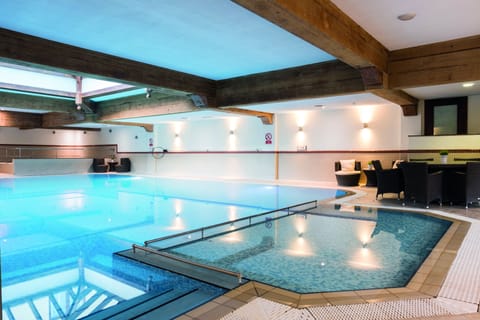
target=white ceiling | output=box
[0,0,479,123]
[331,0,480,50]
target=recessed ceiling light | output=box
[462,82,475,88]
[397,13,416,21]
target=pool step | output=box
[81,287,197,320]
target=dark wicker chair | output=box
[454,162,480,208]
[372,160,404,200]
[334,161,361,186]
[399,162,442,208]
[115,158,131,172]
[92,158,108,172]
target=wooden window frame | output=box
[424,96,468,136]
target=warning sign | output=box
[265,132,272,144]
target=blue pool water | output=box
[167,206,452,293]
[0,174,342,319]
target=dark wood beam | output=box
[0,110,42,128]
[0,27,217,106]
[0,91,73,112]
[358,66,418,114]
[42,111,91,128]
[97,94,200,121]
[233,0,388,71]
[389,35,480,89]
[217,60,364,107]
[230,1,418,110]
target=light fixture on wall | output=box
[298,126,303,132]
[362,122,369,129]
[174,133,179,138]
[229,130,235,135]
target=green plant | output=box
[439,150,448,156]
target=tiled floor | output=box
[179,183,480,320]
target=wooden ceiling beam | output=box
[389,35,480,89]
[217,60,365,107]
[233,0,388,72]
[0,110,42,128]
[232,0,418,112]
[220,107,274,125]
[97,94,200,121]
[100,121,154,132]
[0,28,217,106]
[0,91,73,112]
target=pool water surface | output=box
[0,174,342,319]
[165,206,452,293]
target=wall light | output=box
[298,126,303,132]
[363,122,369,129]
[229,130,235,135]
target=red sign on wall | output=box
[265,132,272,144]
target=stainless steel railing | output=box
[144,200,318,250]
[0,145,116,162]
[132,244,244,283]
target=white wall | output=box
[276,104,402,151]
[141,103,405,181]
[468,95,480,134]
[154,116,274,152]
[6,95,480,183]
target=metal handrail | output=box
[132,244,243,283]
[144,200,317,248]
[0,144,116,162]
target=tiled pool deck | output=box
[177,182,480,320]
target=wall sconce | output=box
[174,133,179,138]
[229,130,235,135]
[298,126,303,132]
[362,122,369,129]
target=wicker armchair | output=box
[399,162,442,208]
[372,160,404,200]
[334,160,361,186]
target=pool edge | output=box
[179,209,470,319]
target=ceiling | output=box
[0,0,479,127]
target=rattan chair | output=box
[372,160,404,200]
[115,158,131,172]
[334,160,361,186]
[399,162,442,208]
[92,158,108,172]
[454,162,480,208]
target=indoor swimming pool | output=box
[0,174,342,319]
[163,205,452,293]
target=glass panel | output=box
[433,104,457,135]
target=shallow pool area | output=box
[0,174,343,319]
[164,205,452,293]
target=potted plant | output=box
[367,161,373,170]
[439,150,448,164]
